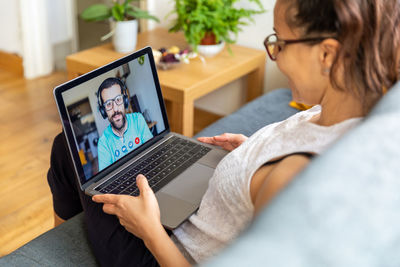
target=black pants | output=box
[47,132,159,267]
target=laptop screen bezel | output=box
[53,46,170,190]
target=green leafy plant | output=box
[169,0,264,50]
[81,0,159,22]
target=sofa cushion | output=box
[203,81,400,267]
[0,213,98,267]
[194,88,298,138]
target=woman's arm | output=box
[144,227,190,267]
[93,175,190,267]
[253,155,311,216]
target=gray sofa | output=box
[1,84,399,266]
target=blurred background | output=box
[0,0,287,114]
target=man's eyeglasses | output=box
[103,94,124,111]
[263,33,334,61]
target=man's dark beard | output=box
[110,111,126,131]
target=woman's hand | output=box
[93,175,191,267]
[197,133,247,151]
[92,174,164,242]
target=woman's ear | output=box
[319,38,340,75]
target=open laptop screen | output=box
[56,48,168,186]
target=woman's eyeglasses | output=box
[263,33,334,61]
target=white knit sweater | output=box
[172,105,361,263]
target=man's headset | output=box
[97,77,129,119]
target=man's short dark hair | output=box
[97,77,125,105]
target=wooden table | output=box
[66,28,266,137]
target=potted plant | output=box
[169,0,264,57]
[81,0,159,53]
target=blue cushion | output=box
[0,213,98,267]
[194,88,298,138]
[203,81,400,266]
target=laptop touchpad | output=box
[160,163,214,205]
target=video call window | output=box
[63,55,166,181]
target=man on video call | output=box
[97,77,153,171]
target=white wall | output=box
[0,0,73,54]
[0,1,22,54]
[125,54,166,133]
[0,0,76,78]
[147,0,289,116]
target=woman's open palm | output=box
[197,133,247,151]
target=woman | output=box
[49,0,400,266]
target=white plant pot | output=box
[197,42,225,58]
[111,20,138,53]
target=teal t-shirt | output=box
[97,113,153,171]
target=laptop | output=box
[54,46,228,229]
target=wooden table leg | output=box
[166,99,194,137]
[181,100,195,137]
[246,62,265,102]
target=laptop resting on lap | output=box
[54,47,228,229]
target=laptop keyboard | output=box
[94,136,211,196]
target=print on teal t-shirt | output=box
[97,112,153,171]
